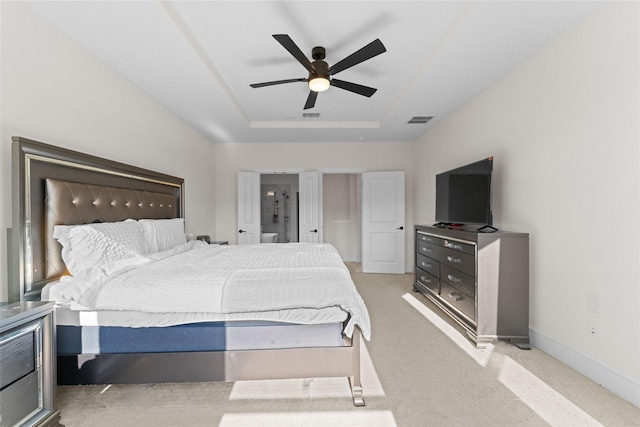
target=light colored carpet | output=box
[56,264,640,426]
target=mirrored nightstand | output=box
[0,301,62,426]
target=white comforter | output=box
[47,242,370,340]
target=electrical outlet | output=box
[587,319,599,338]
[587,294,599,313]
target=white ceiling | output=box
[24,1,601,144]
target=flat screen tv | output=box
[435,157,494,229]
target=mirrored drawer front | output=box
[440,281,475,321]
[441,264,475,298]
[416,268,439,294]
[417,233,444,246]
[0,330,36,389]
[442,239,475,255]
[417,254,439,278]
[416,241,438,258]
[438,246,475,276]
[0,370,40,427]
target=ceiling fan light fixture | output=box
[250,35,386,109]
[308,76,330,92]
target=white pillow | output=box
[53,219,148,275]
[139,218,186,253]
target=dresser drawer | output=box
[438,246,475,276]
[442,238,475,255]
[416,240,438,259]
[440,281,475,321]
[416,232,444,246]
[416,254,439,278]
[441,264,475,298]
[0,327,36,389]
[416,268,439,294]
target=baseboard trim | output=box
[530,328,640,408]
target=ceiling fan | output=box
[250,34,386,110]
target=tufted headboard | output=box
[44,178,179,280]
[10,137,184,302]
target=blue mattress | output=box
[57,321,345,355]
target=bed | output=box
[9,137,369,406]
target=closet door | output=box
[362,171,405,273]
[237,171,260,244]
[298,171,322,243]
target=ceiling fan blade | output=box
[273,34,315,73]
[303,91,318,110]
[250,78,307,88]
[330,79,377,97]
[329,39,386,75]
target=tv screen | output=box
[435,157,493,226]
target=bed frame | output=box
[10,137,365,406]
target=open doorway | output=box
[322,174,362,263]
[260,174,299,243]
[240,170,403,272]
[258,173,360,253]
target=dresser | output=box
[0,301,61,426]
[414,225,530,349]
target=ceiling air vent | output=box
[407,116,433,124]
[303,112,320,118]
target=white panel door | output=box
[299,171,322,243]
[237,171,260,244]
[362,171,405,274]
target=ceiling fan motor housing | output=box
[310,60,329,81]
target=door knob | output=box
[397,226,404,230]
[311,229,318,233]
[238,230,245,233]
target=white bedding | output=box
[50,302,348,328]
[46,242,370,340]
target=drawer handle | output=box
[446,256,462,263]
[421,262,431,268]
[444,240,463,251]
[421,246,432,253]
[448,292,463,301]
[420,275,431,283]
[447,274,461,283]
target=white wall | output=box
[214,141,414,270]
[0,2,217,301]
[413,2,639,405]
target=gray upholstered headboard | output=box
[10,137,184,302]
[44,178,179,280]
